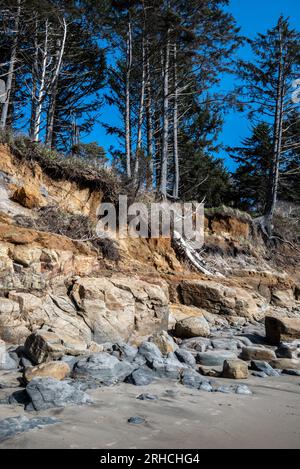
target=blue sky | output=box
[85,0,300,171]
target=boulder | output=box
[181,369,212,390]
[127,367,155,386]
[174,316,210,339]
[180,337,211,352]
[250,360,280,377]
[196,350,237,367]
[72,353,135,385]
[71,276,169,343]
[138,342,162,364]
[150,356,186,380]
[150,331,177,355]
[179,279,266,319]
[275,343,298,359]
[265,316,300,345]
[175,349,196,368]
[11,184,44,209]
[271,289,295,308]
[111,343,138,362]
[25,377,92,411]
[269,358,300,370]
[23,361,70,383]
[0,416,59,443]
[24,329,88,364]
[222,359,249,379]
[239,346,276,362]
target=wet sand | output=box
[0,374,299,449]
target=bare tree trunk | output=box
[45,81,58,148]
[30,16,39,138]
[32,19,49,142]
[172,42,179,199]
[125,17,132,178]
[159,29,170,199]
[134,35,146,182]
[265,23,285,234]
[146,39,154,189]
[0,0,21,129]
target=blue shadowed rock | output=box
[128,416,146,425]
[127,367,155,386]
[137,393,158,401]
[0,415,59,442]
[235,384,252,395]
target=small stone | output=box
[235,384,252,395]
[175,316,210,339]
[222,359,249,379]
[199,381,213,392]
[275,343,298,359]
[137,393,158,401]
[128,416,146,425]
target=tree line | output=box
[0,0,299,234]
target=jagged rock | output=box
[24,329,88,364]
[281,369,300,376]
[179,279,266,319]
[252,371,268,378]
[150,355,186,380]
[72,353,135,385]
[23,361,70,383]
[250,360,280,377]
[150,331,177,355]
[269,358,300,370]
[239,346,276,361]
[175,316,210,339]
[222,359,249,379]
[181,369,211,390]
[111,343,138,362]
[265,316,300,345]
[271,289,295,308]
[196,350,237,367]
[128,416,146,425]
[25,377,92,410]
[0,415,59,443]
[235,384,252,395]
[127,367,155,386]
[11,184,45,209]
[211,338,240,351]
[175,349,196,368]
[70,276,169,344]
[198,365,222,378]
[138,342,162,364]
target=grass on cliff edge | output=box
[0,130,121,204]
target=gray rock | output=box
[175,349,196,368]
[0,415,59,442]
[0,348,18,370]
[252,371,268,378]
[137,393,158,401]
[25,377,92,411]
[138,342,162,364]
[235,384,252,395]
[214,385,232,394]
[211,338,239,351]
[151,356,186,380]
[72,353,135,385]
[112,343,138,362]
[128,416,146,425]
[180,337,211,352]
[250,360,280,377]
[199,381,213,392]
[20,357,34,369]
[196,350,237,367]
[275,344,297,359]
[60,355,80,371]
[181,369,203,388]
[127,367,155,386]
[281,369,300,376]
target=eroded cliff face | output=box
[0,144,299,351]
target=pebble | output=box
[137,393,158,401]
[128,416,146,425]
